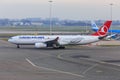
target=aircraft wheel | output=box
[17,45,20,48]
[59,46,65,49]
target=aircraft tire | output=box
[59,46,65,49]
[17,45,20,48]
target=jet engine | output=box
[35,43,47,48]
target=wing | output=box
[44,37,60,47]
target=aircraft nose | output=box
[8,39,11,42]
[8,38,13,43]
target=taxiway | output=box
[0,40,120,80]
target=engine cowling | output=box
[35,43,47,48]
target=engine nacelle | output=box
[35,43,47,48]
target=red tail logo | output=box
[97,25,108,36]
[92,21,112,36]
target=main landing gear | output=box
[17,45,20,48]
[53,46,65,49]
[59,46,65,49]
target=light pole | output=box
[110,3,113,35]
[85,22,88,33]
[49,0,53,35]
[110,3,113,20]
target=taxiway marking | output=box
[26,58,84,78]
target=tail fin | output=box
[92,20,112,36]
[91,21,99,31]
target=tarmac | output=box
[0,40,120,80]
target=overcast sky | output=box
[0,0,120,20]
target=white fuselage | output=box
[8,35,100,46]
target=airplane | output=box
[91,21,120,33]
[91,21,117,40]
[8,20,112,49]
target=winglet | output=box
[54,37,59,41]
[91,20,112,36]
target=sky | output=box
[0,0,120,20]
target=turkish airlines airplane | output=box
[8,20,112,49]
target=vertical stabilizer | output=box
[92,21,112,36]
[91,21,99,31]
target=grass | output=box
[0,26,91,32]
[1,38,8,41]
[0,25,120,32]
